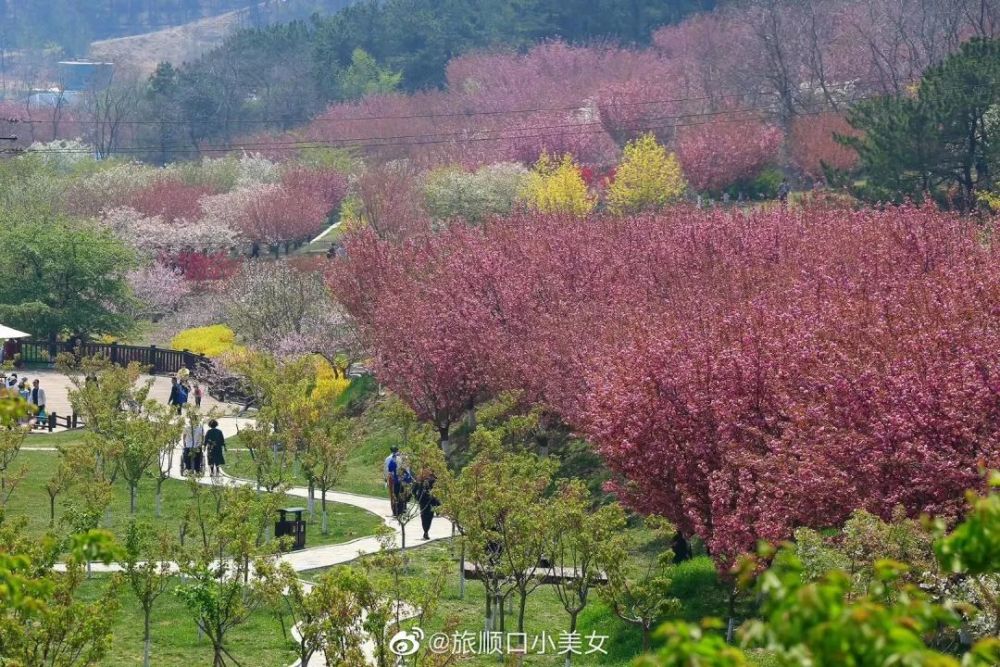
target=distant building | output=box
[26,88,78,108]
[57,61,114,93]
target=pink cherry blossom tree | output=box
[331,203,1000,566]
[675,115,784,193]
[126,263,192,320]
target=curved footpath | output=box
[36,416,453,667]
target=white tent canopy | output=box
[0,325,29,339]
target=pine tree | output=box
[842,38,1000,210]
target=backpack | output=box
[176,384,189,404]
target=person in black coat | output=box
[205,419,226,477]
[412,471,440,540]
[167,377,181,414]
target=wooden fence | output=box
[17,340,210,376]
[33,412,84,433]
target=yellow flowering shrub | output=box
[312,356,350,405]
[977,189,1000,212]
[522,153,596,216]
[608,133,686,214]
[170,325,238,358]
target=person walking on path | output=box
[168,377,180,414]
[182,418,205,476]
[168,376,189,415]
[413,471,440,540]
[194,383,203,408]
[204,419,226,477]
[384,446,400,515]
[29,379,46,414]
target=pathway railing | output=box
[17,340,210,376]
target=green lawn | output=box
[77,577,297,667]
[24,429,88,447]
[223,433,388,498]
[298,221,344,254]
[224,376,391,498]
[5,451,383,548]
[302,540,643,665]
[298,534,765,666]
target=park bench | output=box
[462,561,608,586]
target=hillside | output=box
[88,9,247,73]
[0,0,260,54]
[88,0,357,73]
[88,12,239,73]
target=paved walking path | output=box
[50,414,450,666]
[20,369,231,432]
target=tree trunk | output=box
[322,510,329,536]
[459,541,466,599]
[143,610,152,667]
[307,481,315,515]
[517,590,528,634]
[49,494,56,527]
[565,613,579,667]
[672,533,692,563]
[300,635,311,667]
[438,424,451,456]
[156,479,163,518]
[130,484,137,514]
[726,586,737,643]
[484,588,493,632]
[465,397,476,431]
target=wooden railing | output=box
[17,340,210,376]
[32,411,84,433]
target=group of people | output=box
[2,372,46,422]
[181,417,227,477]
[167,375,203,415]
[384,446,440,540]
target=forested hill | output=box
[309,0,716,91]
[159,0,714,150]
[0,0,355,55]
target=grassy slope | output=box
[225,375,389,497]
[6,451,382,547]
[24,429,89,446]
[77,577,297,667]
[300,534,772,666]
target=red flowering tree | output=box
[332,203,1000,567]
[675,115,784,193]
[789,112,860,180]
[170,251,241,282]
[579,205,1000,563]
[200,168,347,246]
[328,226,493,450]
[128,178,216,222]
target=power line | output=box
[0,70,959,131]
[3,79,985,158]
[0,104,825,158]
[0,107,779,157]
[0,89,773,127]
